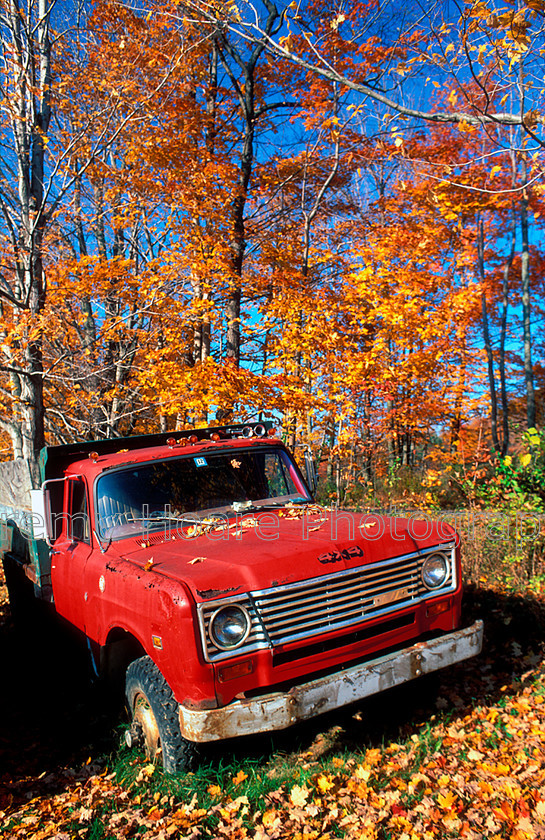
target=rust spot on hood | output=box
[197,586,241,599]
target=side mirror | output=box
[38,478,66,546]
[30,489,48,541]
[304,449,318,496]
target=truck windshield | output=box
[95,447,310,539]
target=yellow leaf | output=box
[437,790,457,810]
[263,810,279,827]
[316,774,334,793]
[290,784,310,807]
[494,763,511,775]
[520,453,532,467]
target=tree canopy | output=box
[0,0,543,489]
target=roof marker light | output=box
[89,451,99,462]
[189,434,199,444]
[167,437,176,448]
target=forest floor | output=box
[1,564,545,839]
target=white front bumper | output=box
[179,620,483,742]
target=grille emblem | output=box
[372,586,412,608]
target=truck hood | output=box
[115,509,455,603]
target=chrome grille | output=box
[198,544,456,662]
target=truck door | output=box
[50,477,92,631]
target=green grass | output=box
[111,742,333,819]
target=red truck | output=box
[0,422,482,772]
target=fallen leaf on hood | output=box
[144,558,154,570]
[189,556,207,564]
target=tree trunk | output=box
[4,0,52,459]
[217,4,281,366]
[520,155,535,429]
[499,195,516,456]
[477,216,500,453]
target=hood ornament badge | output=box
[318,545,363,564]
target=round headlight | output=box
[209,605,251,650]
[421,553,449,589]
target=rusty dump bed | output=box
[0,459,47,587]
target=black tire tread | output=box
[125,655,198,773]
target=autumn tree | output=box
[213,0,545,433]
[0,0,198,454]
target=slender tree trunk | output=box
[4,0,53,459]
[477,216,499,453]
[191,41,217,370]
[520,155,535,429]
[220,49,254,366]
[499,196,516,455]
[217,4,281,365]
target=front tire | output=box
[125,655,198,773]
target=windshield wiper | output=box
[231,498,310,512]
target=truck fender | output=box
[99,627,146,691]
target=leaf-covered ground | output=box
[1,564,545,839]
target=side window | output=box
[70,479,90,543]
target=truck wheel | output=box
[125,655,198,774]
